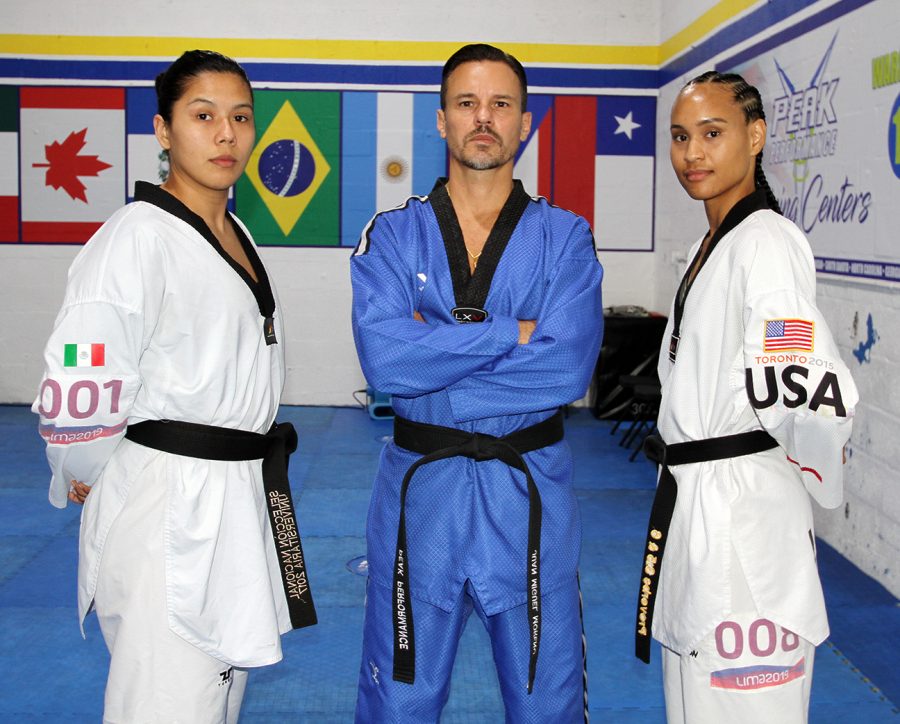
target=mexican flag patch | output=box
[64,343,105,367]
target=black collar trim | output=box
[709,189,770,246]
[134,181,275,320]
[429,177,531,310]
[669,189,771,360]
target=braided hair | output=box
[683,71,783,215]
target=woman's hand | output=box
[68,480,92,505]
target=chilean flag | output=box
[594,95,656,251]
[514,94,655,250]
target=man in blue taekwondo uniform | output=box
[350,43,604,723]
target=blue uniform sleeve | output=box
[447,221,604,421]
[351,213,521,397]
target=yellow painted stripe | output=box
[0,2,762,71]
[0,35,658,66]
[660,0,761,64]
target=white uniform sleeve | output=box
[741,218,858,509]
[31,211,158,508]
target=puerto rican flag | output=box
[20,87,125,243]
[513,95,554,199]
[513,94,655,250]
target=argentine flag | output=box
[341,92,447,247]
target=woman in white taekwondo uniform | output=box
[634,71,857,724]
[33,51,315,723]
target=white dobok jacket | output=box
[654,191,858,655]
[33,182,291,667]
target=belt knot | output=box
[459,432,503,461]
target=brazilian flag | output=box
[237,91,340,246]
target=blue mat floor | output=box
[0,404,897,722]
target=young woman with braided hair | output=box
[688,71,785,214]
[635,71,858,723]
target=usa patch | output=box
[763,319,814,352]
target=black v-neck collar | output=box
[134,181,276,323]
[429,177,531,311]
[668,189,770,362]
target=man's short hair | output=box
[440,44,528,112]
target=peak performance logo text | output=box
[768,33,872,233]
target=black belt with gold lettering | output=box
[391,409,564,693]
[125,419,317,629]
[635,429,779,663]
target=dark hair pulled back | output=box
[440,43,528,112]
[683,71,782,215]
[155,49,252,123]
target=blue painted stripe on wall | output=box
[340,92,377,247]
[412,93,444,196]
[0,0,881,93]
[660,0,878,84]
[4,59,170,82]
[814,256,900,284]
[525,67,658,89]
[716,0,880,71]
[0,58,659,90]
[661,0,815,84]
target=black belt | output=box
[635,429,778,663]
[391,409,565,693]
[125,419,317,630]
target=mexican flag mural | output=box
[0,87,18,242]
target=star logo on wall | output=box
[614,111,641,140]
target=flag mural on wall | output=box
[126,87,168,200]
[594,94,656,251]
[552,96,600,229]
[1,85,654,249]
[513,94,555,199]
[0,87,18,242]
[19,87,126,243]
[237,90,340,246]
[340,92,446,247]
[513,94,656,250]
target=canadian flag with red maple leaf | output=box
[33,128,113,203]
[21,87,125,243]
